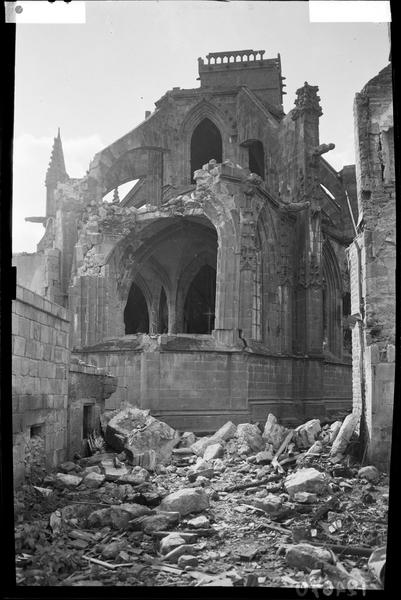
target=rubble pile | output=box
[14,409,388,589]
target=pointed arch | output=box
[322,239,343,356]
[179,99,230,184]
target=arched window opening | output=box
[184,265,216,333]
[252,250,262,340]
[158,287,168,333]
[248,141,265,179]
[190,118,222,183]
[124,282,149,334]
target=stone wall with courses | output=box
[12,285,70,484]
[349,64,395,470]
[75,347,352,432]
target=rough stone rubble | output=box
[15,409,387,589]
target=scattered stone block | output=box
[55,473,82,488]
[203,443,224,461]
[181,432,196,447]
[284,468,327,498]
[117,465,149,485]
[87,503,151,529]
[177,554,199,569]
[293,491,318,503]
[305,441,323,456]
[262,414,288,450]
[294,419,321,449]
[235,423,264,453]
[82,472,105,489]
[253,493,283,515]
[358,465,380,482]
[286,543,333,570]
[102,541,125,560]
[82,465,102,476]
[160,532,187,555]
[328,421,342,444]
[187,515,210,529]
[124,448,157,471]
[255,449,274,464]
[330,413,359,457]
[159,487,209,516]
[101,461,130,482]
[105,406,179,463]
[59,461,78,473]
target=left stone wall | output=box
[12,285,70,485]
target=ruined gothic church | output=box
[14,50,356,437]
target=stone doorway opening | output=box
[184,264,216,333]
[190,118,222,182]
[124,282,150,333]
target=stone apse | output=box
[20,51,356,432]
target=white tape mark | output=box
[309,1,391,23]
[5,1,86,24]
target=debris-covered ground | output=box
[14,409,388,589]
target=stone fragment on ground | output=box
[160,532,187,555]
[190,421,237,457]
[87,503,152,529]
[293,491,318,503]
[186,515,210,529]
[235,423,264,453]
[330,413,359,457]
[59,461,78,473]
[253,493,283,515]
[203,443,224,461]
[100,459,130,482]
[358,465,380,482]
[102,540,126,560]
[177,554,198,568]
[105,406,179,463]
[255,449,274,464]
[284,467,327,498]
[124,448,157,471]
[286,543,334,570]
[117,465,149,485]
[294,419,321,449]
[180,432,196,447]
[159,487,209,516]
[82,472,105,489]
[262,414,288,450]
[163,544,198,563]
[55,473,82,488]
[328,421,342,443]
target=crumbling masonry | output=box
[347,64,395,470]
[12,50,361,482]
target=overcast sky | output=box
[13,0,390,253]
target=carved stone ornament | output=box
[292,82,323,120]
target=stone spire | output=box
[45,128,68,188]
[45,128,69,217]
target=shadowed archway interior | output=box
[184,264,216,333]
[190,118,222,182]
[124,283,149,333]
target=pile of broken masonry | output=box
[14,407,388,589]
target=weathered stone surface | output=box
[286,543,333,570]
[328,421,342,443]
[177,554,199,569]
[159,487,209,516]
[190,422,237,457]
[358,465,380,482]
[124,448,157,471]
[255,449,274,464]
[181,432,196,447]
[262,414,288,450]
[284,468,327,498]
[82,465,102,476]
[330,413,359,457]
[253,493,283,515]
[187,515,210,529]
[105,407,179,463]
[160,532,186,555]
[87,503,151,529]
[82,472,105,489]
[305,440,323,456]
[293,491,318,503]
[117,465,149,485]
[59,461,78,473]
[294,419,321,449]
[235,423,264,453]
[55,473,82,488]
[203,443,224,461]
[190,437,211,457]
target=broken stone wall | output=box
[349,64,395,470]
[67,358,117,459]
[12,285,70,485]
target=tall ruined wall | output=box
[348,64,395,469]
[12,285,70,484]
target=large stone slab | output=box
[159,487,209,516]
[330,413,359,457]
[284,468,327,498]
[236,423,264,453]
[262,414,288,450]
[294,419,321,449]
[105,406,179,464]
